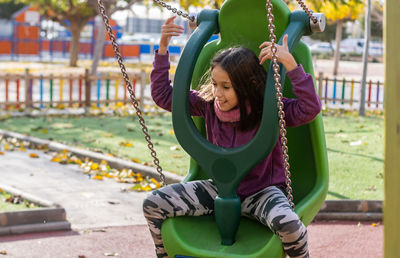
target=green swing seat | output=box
[161,0,329,257]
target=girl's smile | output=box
[211,65,238,112]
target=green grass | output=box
[0,110,384,200]
[0,190,38,211]
[322,110,383,200]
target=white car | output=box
[309,42,334,54]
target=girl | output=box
[143,16,321,258]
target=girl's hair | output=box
[198,47,267,131]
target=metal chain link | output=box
[295,0,318,24]
[153,0,195,22]
[97,0,166,186]
[266,0,295,210]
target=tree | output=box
[308,0,364,75]
[90,0,225,75]
[89,0,142,75]
[0,0,139,67]
[0,2,25,20]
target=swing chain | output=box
[153,0,195,22]
[266,0,295,210]
[296,0,318,24]
[97,0,166,186]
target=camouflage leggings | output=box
[142,180,308,258]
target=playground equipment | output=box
[97,0,329,257]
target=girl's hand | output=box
[158,16,184,55]
[259,34,297,72]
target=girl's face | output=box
[211,65,238,112]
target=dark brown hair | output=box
[198,47,267,131]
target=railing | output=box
[0,69,384,112]
[316,72,384,110]
[0,69,151,111]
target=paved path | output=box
[0,149,383,257]
[0,149,148,229]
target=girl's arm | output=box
[282,65,321,127]
[259,34,321,127]
[151,17,206,117]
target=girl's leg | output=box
[142,180,218,258]
[241,186,309,258]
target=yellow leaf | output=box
[41,128,48,134]
[29,153,39,158]
[119,141,133,147]
[169,130,175,135]
[18,147,27,152]
[4,145,10,150]
[91,163,99,170]
[101,160,108,165]
[93,175,103,180]
[0,151,4,155]
[51,157,62,162]
[131,158,141,163]
[105,173,114,178]
[141,185,152,191]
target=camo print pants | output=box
[142,180,309,258]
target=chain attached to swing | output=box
[266,0,316,210]
[153,0,195,22]
[97,0,166,186]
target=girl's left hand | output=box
[259,34,298,72]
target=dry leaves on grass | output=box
[49,150,162,192]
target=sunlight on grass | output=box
[0,110,384,200]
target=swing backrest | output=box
[181,0,328,224]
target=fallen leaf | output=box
[172,154,183,158]
[92,228,107,232]
[349,140,362,146]
[169,145,180,151]
[0,151,4,155]
[93,175,103,180]
[119,141,133,147]
[91,163,99,170]
[131,158,140,163]
[29,153,39,158]
[0,250,7,255]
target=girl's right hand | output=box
[158,16,184,55]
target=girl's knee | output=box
[272,218,307,243]
[142,190,164,216]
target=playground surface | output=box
[0,140,383,257]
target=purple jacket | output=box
[151,52,321,200]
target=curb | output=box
[0,129,183,184]
[0,184,71,236]
[315,200,382,221]
[0,130,383,222]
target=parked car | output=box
[309,42,334,54]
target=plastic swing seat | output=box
[161,0,329,257]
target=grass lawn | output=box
[0,110,384,200]
[0,189,38,211]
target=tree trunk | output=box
[69,22,83,67]
[90,16,106,76]
[333,20,343,76]
[359,0,371,116]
